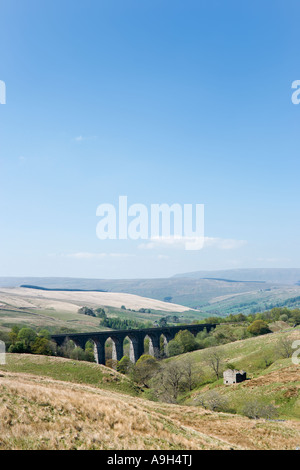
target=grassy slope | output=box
[0,308,111,333]
[0,287,198,333]
[0,355,299,449]
[0,354,138,396]
[169,327,300,419]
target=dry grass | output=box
[0,371,299,450]
[0,287,189,313]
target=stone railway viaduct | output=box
[51,323,216,365]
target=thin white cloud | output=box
[74,135,98,142]
[204,237,248,250]
[62,252,133,259]
[138,236,247,251]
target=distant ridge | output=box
[20,284,108,293]
[1,271,300,314]
[173,268,300,285]
[201,277,266,284]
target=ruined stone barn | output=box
[223,369,247,385]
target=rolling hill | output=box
[172,268,300,284]
[168,326,300,420]
[1,269,300,318]
[0,352,299,449]
[0,287,194,333]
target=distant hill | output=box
[2,270,300,315]
[172,268,300,284]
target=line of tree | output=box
[7,326,56,355]
[199,307,300,327]
[99,311,152,330]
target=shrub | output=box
[242,400,278,420]
[117,356,132,374]
[168,339,184,357]
[196,391,229,412]
[247,320,271,336]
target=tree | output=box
[276,337,293,359]
[95,307,106,318]
[17,328,37,349]
[9,326,21,345]
[8,341,27,354]
[70,347,86,361]
[117,356,132,374]
[196,391,228,412]
[105,359,119,370]
[247,320,271,336]
[58,338,76,358]
[155,361,187,402]
[78,306,95,317]
[242,400,278,420]
[181,357,203,391]
[31,337,53,356]
[158,317,168,327]
[174,330,197,353]
[38,329,51,340]
[131,354,159,388]
[203,347,224,380]
[168,339,184,357]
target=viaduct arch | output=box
[51,323,216,365]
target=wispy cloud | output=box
[74,135,98,142]
[60,252,133,259]
[138,236,247,251]
[204,237,248,250]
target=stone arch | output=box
[125,334,144,363]
[122,336,131,358]
[159,333,170,358]
[143,334,151,355]
[88,338,105,365]
[111,335,124,362]
[104,336,113,363]
[146,333,161,359]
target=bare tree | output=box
[202,347,224,380]
[242,400,278,420]
[276,337,293,359]
[181,357,203,391]
[195,391,228,412]
[155,362,187,402]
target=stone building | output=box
[223,369,247,385]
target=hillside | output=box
[0,354,299,449]
[1,274,300,315]
[0,287,195,333]
[168,327,300,420]
[0,276,300,317]
[173,268,300,284]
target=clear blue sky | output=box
[0,0,299,278]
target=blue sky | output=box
[0,0,300,278]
